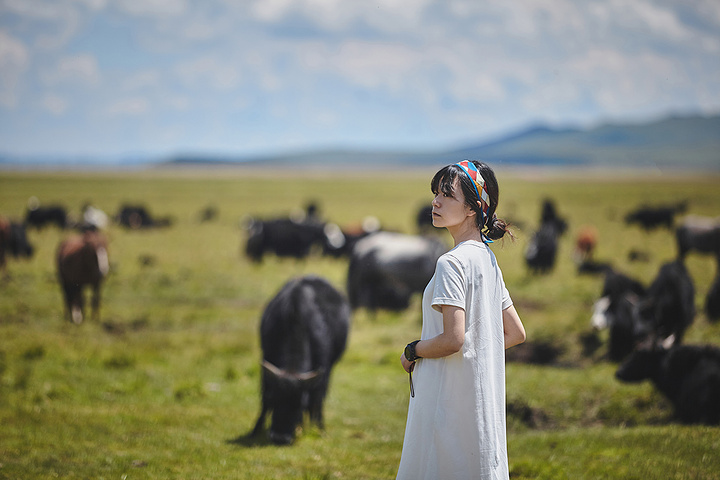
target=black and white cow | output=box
[347,231,447,312]
[616,344,720,425]
[321,217,381,259]
[249,276,351,445]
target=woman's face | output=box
[431,177,474,229]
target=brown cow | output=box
[57,230,110,324]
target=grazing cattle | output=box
[574,225,612,275]
[592,261,695,361]
[625,202,687,231]
[675,215,720,259]
[637,260,695,346]
[198,205,219,223]
[591,268,647,361]
[540,198,568,235]
[0,217,34,275]
[616,345,720,425]
[574,225,598,263]
[80,204,109,231]
[25,205,68,229]
[245,217,330,263]
[321,217,381,258]
[250,276,350,445]
[525,199,568,274]
[116,204,172,229]
[56,231,110,324]
[347,231,447,312]
[524,222,562,274]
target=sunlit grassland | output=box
[0,168,719,479]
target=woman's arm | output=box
[401,305,465,372]
[503,304,526,349]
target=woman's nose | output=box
[431,195,440,207]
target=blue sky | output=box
[1,0,719,160]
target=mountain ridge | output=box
[1,114,718,171]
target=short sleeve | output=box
[499,268,513,311]
[431,254,466,312]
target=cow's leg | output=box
[251,403,269,437]
[308,387,326,429]
[91,282,101,321]
[72,285,85,324]
[61,282,79,323]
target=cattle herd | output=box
[512,198,720,426]
[1,192,719,445]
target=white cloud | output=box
[115,0,188,17]
[41,94,68,115]
[1,0,719,157]
[44,54,100,86]
[174,56,241,91]
[0,31,29,108]
[107,97,149,115]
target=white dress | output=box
[397,240,513,480]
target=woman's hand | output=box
[400,353,415,373]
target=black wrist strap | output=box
[404,340,422,362]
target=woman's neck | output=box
[448,221,483,246]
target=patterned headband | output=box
[455,161,491,215]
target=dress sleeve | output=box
[431,254,466,313]
[500,270,513,310]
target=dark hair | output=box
[430,160,512,241]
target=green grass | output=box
[1,168,719,479]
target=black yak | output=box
[706,264,720,322]
[56,230,110,324]
[590,268,647,361]
[625,202,687,231]
[244,217,331,262]
[616,344,720,425]
[0,217,34,275]
[637,260,695,346]
[590,261,694,362]
[525,199,567,274]
[347,231,447,312]
[25,204,68,229]
[675,215,720,259]
[115,204,172,229]
[249,276,350,445]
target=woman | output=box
[397,160,526,480]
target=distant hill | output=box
[168,114,720,171]
[444,115,720,170]
[2,114,718,171]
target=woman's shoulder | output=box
[438,241,481,266]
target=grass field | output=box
[1,167,719,479]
